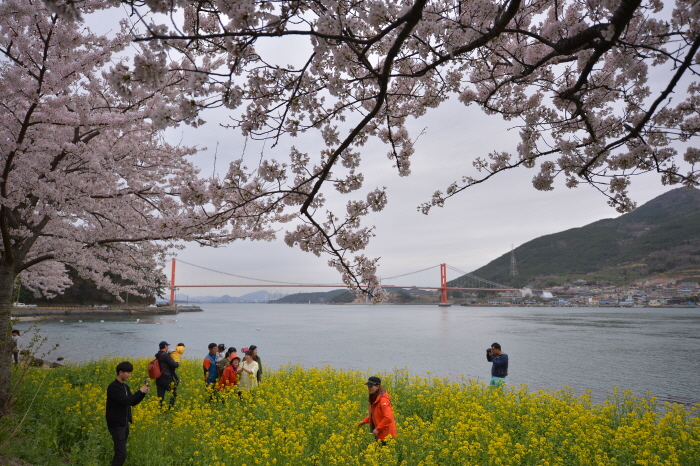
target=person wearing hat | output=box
[203,343,219,386]
[155,341,179,408]
[357,376,397,442]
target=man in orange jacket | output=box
[357,376,397,442]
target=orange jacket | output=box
[217,364,238,391]
[362,390,397,440]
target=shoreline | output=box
[11,304,202,319]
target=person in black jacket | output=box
[155,341,180,408]
[106,361,149,466]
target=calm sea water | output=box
[16,304,700,405]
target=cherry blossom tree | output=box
[97,0,700,281]
[31,0,700,337]
[0,0,287,411]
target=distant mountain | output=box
[175,290,288,303]
[457,188,700,288]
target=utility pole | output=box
[510,244,518,277]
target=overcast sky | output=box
[165,98,672,297]
[87,7,676,297]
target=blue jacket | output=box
[487,352,508,378]
[203,353,217,384]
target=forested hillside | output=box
[457,188,700,288]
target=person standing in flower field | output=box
[237,349,259,392]
[217,355,240,392]
[155,341,179,408]
[11,329,20,365]
[486,342,509,386]
[249,344,262,383]
[217,346,237,376]
[357,376,397,443]
[203,342,219,387]
[215,343,227,365]
[106,361,149,466]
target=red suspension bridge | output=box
[168,259,520,305]
[169,259,520,305]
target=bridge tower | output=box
[510,245,518,277]
[440,263,449,305]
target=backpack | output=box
[148,354,163,379]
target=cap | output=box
[364,376,381,386]
[208,342,218,350]
[241,347,249,353]
[159,341,170,349]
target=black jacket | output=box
[487,352,509,378]
[105,379,146,428]
[155,350,179,384]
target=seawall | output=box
[11,304,202,317]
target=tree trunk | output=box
[0,263,16,413]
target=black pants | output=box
[156,379,178,407]
[108,425,129,466]
[12,350,18,364]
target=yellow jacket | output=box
[170,345,185,363]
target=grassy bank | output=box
[1,359,698,465]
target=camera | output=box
[486,348,492,352]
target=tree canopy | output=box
[0,0,279,410]
[98,0,700,287]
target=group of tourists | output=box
[202,342,262,393]
[104,341,263,466]
[105,340,508,466]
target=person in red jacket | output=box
[217,356,240,392]
[357,376,397,442]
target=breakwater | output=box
[11,304,202,317]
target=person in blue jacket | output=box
[106,361,149,466]
[486,342,508,386]
[203,342,218,386]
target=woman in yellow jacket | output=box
[357,376,397,442]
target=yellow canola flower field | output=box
[3,358,699,465]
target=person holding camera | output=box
[106,361,149,466]
[486,342,508,386]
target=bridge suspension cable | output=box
[446,265,514,290]
[381,264,441,281]
[174,259,344,287]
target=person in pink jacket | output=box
[357,376,397,442]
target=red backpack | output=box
[147,354,163,379]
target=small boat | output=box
[437,302,452,307]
